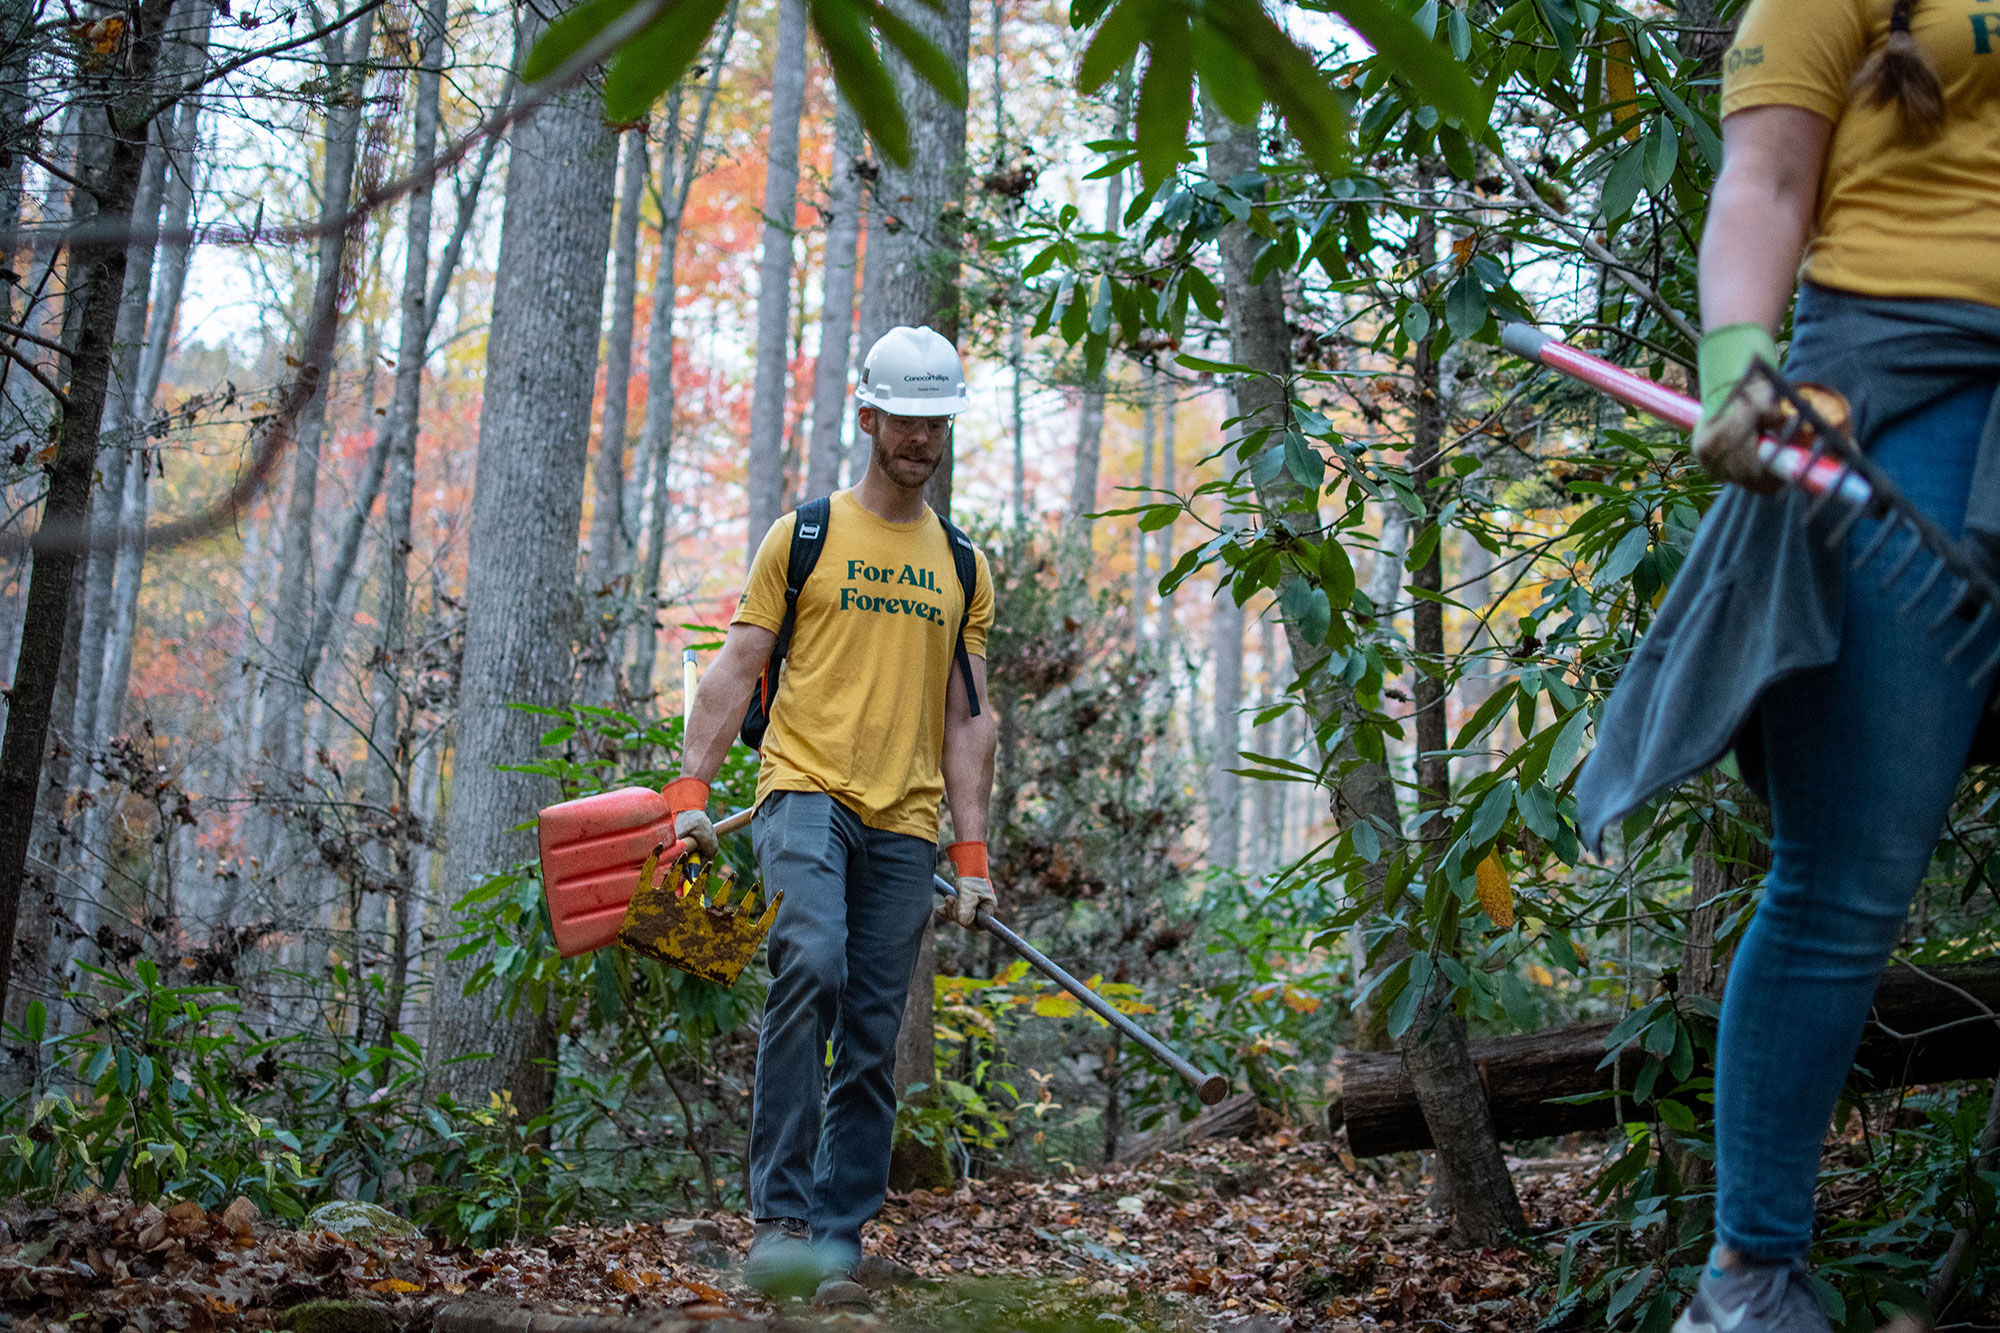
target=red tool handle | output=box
[1501,324,1873,506]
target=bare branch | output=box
[1493,149,1701,351]
[0,337,71,408]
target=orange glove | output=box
[665,777,717,858]
[943,841,996,928]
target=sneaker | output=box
[1673,1253,1833,1333]
[813,1270,871,1313]
[743,1218,821,1300]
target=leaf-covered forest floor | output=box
[0,1132,1612,1333]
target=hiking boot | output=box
[743,1218,821,1299]
[1673,1253,1833,1333]
[813,1270,871,1313]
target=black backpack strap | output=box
[938,513,982,719]
[776,496,832,660]
[741,496,831,748]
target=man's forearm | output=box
[678,625,775,786]
[940,715,997,845]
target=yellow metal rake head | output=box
[616,846,783,987]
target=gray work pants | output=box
[747,790,935,1256]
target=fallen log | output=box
[1336,957,2000,1156]
[1116,1091,1265,1163]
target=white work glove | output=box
[949,876,997,928]
[675,809,718,860]
[943,841,997,929]
[1693,373,1785,495]
[665,777,720,859]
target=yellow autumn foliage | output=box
[1476,852,1515,929]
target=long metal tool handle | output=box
[932,875,1231,1106]
[694,803,1232,1104]
[1501,323,1873,506]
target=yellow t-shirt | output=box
[734,490,994,841]
[1721,0,2000,308]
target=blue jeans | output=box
[1717,379,2000,1258]
[747,791,936,1258]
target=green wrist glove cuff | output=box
[1698,323,1781,422]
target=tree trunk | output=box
[631,20,734,698]
[1340,958,2000,1153]
[851,183,888,486]
[880,0,970,1186]
[1208,565,1242,871]
[805,97,863,499]
[0,0,173,1031]
[1201,99,1522,1246]
[72,118,169,766]
[94,0,211,752]
[367,0,476,969]
[426,31,619,1117]
[870,0,970,516]
[1252,616,1278,868]
[582,127,649,701]
[1131,367,1154,646]
[1155,385,1175,644]
[1067,68,1130,541]
[252,6,374,854]
[745,0,810,557]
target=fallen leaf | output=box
[218,1197,258,1242]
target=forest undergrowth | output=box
[0,1132,1590,1333]
[5,1127,1994,1333]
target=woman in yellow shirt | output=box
[1634,1,2000,1329]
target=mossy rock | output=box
[304,1201,420,1244]
[282,1299,395,1333]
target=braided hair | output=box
[1850,0,1946,141]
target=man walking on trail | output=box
[664,326,999,1311]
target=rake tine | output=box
[1852,514,1901,568]
[1973,638,2000,690]
[1803,463,1848,526]
[1822,485,1872,549]
[1879,521,1927,592]
[1899,556,1950,619]
[1944,600,1995,665]
[1924,580,1972,637]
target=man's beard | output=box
[869,426,945,487]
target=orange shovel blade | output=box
[537,787,677,957]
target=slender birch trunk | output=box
[631,17,734,697]
[805,98,863,499]
[72,126,168,766]
[1155,384,1176,644]
[745,0,810,558]
[1132,366,1153,644]
[582,128,649,701]
[252,7,374,845]
[849,192,887,486]
[1066,67,1130,543]
[95,0,213,752]
[1208,545,1242,871]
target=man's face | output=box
[859,407,952,489]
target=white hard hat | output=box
[855,325,971,415]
